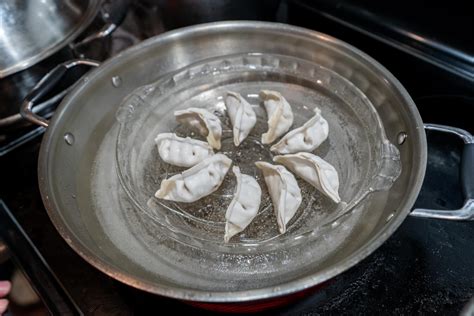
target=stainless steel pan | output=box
[20,22,474,302]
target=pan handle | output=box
[70,0,130,51]
[20,59,100,128]
[410,124,474,220]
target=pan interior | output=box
[112,53,401,255]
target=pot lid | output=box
[0,0,100,78]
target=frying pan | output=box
[20,22,474,303]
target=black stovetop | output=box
[1,1,473,314]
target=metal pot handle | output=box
[410,124,474,220]
[20,59,100,128]
[71,23,117,51]
[71,0,130,51]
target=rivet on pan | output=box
[386,211,396,222]
[397,132,407,145]
[64,133,75,145]
[111,76,122,88]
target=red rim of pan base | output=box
[183,281,331,313]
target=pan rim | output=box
[38,21,427,302]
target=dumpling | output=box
[155,154,232,202]
[174,108,222,150]
[271,108,328,154]
[225,91,257,146]
[259,90,294,144]
[224,166,262,242]
[255,161,302,234]
[274,152,340,203]
[155,133,214,167]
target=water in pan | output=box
[91,133,369,291]
[91,134,363,290]
[115,53,401,252]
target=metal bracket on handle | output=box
[70,0,130,51]
[70,23,117,51]
[411,200,474,221]
[423,123,474,144]
[410,124,474,221]
[20,59,100,128]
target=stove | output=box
[1,1,473,314]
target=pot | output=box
[20,22,474,304]
[0,0,129,129]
